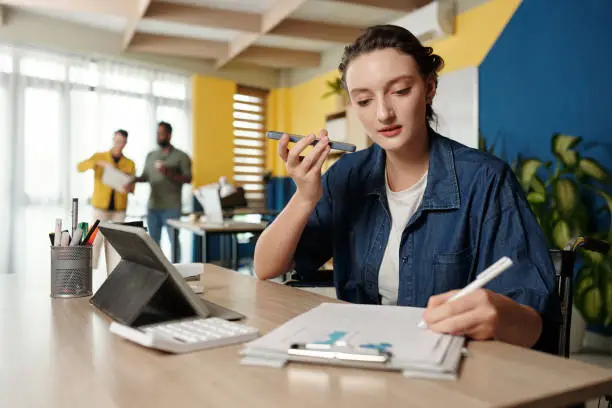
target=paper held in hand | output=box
[102,166,134,193]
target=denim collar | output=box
[365,131,460,211]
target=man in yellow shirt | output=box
[77,130,135,270]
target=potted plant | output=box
[513,134,612,352]
[322,76,349,112]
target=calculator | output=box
[110,317,259,353]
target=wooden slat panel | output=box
[325,0,431,12]
[145,1,261,32]
[233,148,265,157]
[128,33,227,59]
[272,19,364,43]
[234,85,268,202]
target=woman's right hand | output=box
[278,129,331,206]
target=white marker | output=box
[418,256,514,329]
[54,218,62,247]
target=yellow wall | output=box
[192,75,236,187]
[290,70,342,136]
[265,88,292,177]
[431,0,522,73]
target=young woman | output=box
[254,25,559,352]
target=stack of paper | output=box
[241,303,465,380]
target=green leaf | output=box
[595,190,612,242]
[583,250,605,264]
[552,178,577,215]
[518,159,545,191]
[582,289,603,324]
[575,266,595,299]
[527,191,546,204]
[531,176,546,194]
[552,220,571,249]
[552,133,581,167]
[579,158,609,181]
[552,133,581,153]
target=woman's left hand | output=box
[422,289,543,348]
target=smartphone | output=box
[267,131,356,153]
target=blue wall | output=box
[479,0,612,163]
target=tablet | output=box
[91,222,244,325]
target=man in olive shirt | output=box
[129,122,192,257]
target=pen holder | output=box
[50,246,93,298]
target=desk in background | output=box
[167,218,267,267]
[2,265,612,408]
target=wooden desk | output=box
[167,219,267,266]
[2,265,612,408]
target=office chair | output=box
[554,237,611,408]
[552,236,610,358]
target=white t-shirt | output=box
[378,171,428,305]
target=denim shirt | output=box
[294,132,560,350]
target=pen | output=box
[71,198,78,238]
[54,218,62,246]
[82,219,100,246]
[417,256,514,329]
[60,231,71,247]
[78,222,88,244]
[70,228,83,246]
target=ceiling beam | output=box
[144,1,261,33]
[271,19,363,44]
[239,46,320,68]
[215,0,308,69]
[145,1,360,44]
[327,0,431,13]
[0,0,131,16]
[128,33,319,68]
[128,33,227,60]
[122,0,152,50]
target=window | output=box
[0,54,11,73]
[20,55,66,81]
[23,87,62,204]
[233,86,268,206]
[0,44,192,273]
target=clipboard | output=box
[240,303,466,379]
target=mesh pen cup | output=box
[50,246,93,298]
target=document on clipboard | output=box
[102,166,134,193]
[240,303,465,380]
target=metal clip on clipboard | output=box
[288,343,393,364]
